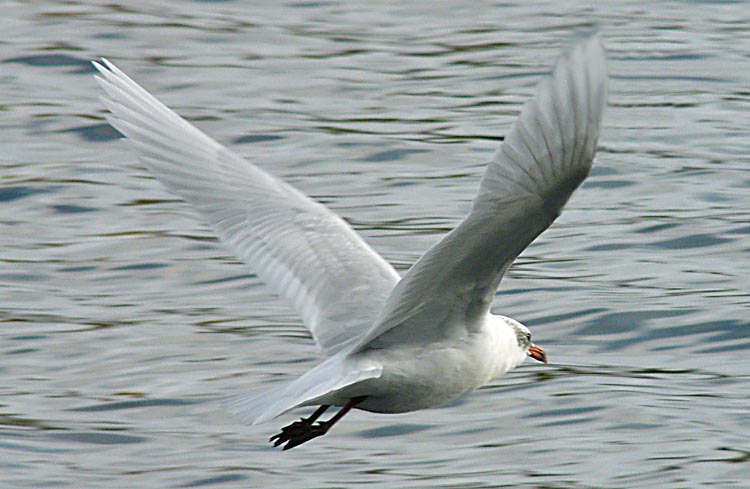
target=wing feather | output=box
[354,35,608,351]
[93,59,400,355]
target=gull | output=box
[93,34,607,450]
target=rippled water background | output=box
[2,1,749,487]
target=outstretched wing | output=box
[354,35,608,351]
[93,59,400,356]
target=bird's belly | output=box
[342,343,500,414]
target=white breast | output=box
[325,314,525,413]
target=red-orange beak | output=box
[528,343,548,364]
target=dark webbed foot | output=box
[270,404,329,449]
[271,420,332,450]
[269,396,366,451]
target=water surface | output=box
[2,1,749,487]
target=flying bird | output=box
[93,34,607,450]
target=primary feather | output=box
[353,35,607,352]
[93,59,399,356]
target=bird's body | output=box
[93,34,607,449]
[314,314,527,414]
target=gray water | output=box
[2,1,749,488]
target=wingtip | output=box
[92,58,119,82]
[91,57,122,79]
[565,31,606,61]
[551,32,608,95]
[91,59,105,74]
[567,27,603,45]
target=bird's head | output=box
[504,317,548,365]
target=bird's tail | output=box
[224,354,382,425]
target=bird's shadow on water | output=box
[482,361,733,396]
[544,362,731,381]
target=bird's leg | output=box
[271,396,366,451]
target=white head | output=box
[500,316,548,367]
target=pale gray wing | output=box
[354,35,608,351]
[93,59,400,356]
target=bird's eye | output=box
[525,332,532,343]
